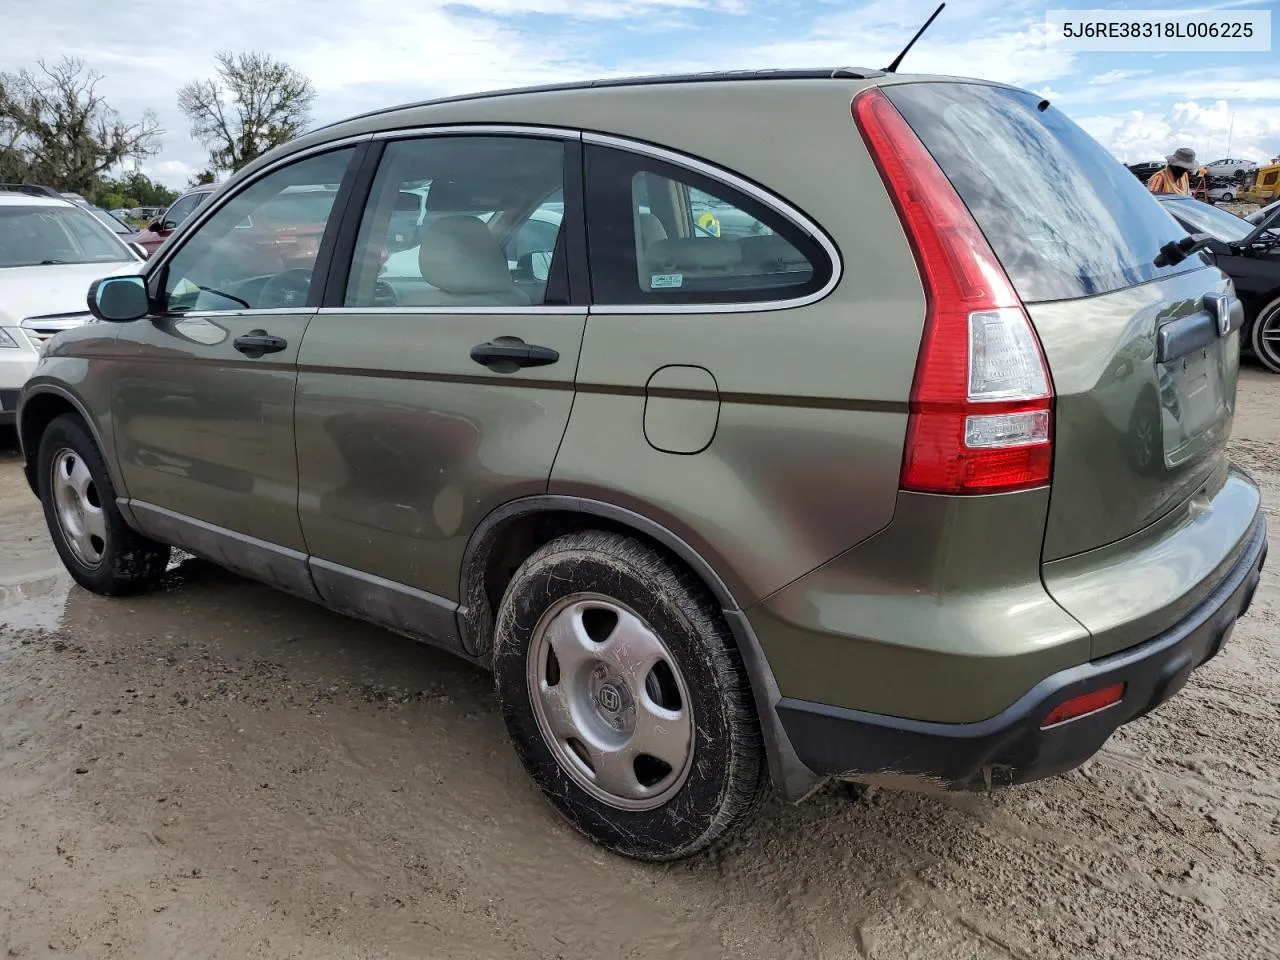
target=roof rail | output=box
[311,67,887,133]
[0,183,63,199]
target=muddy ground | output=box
[2,372,1278,960]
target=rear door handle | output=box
[470,337,559,369]
[234,329,288,358]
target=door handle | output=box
[234,329,288,358]
[470,337,559,369]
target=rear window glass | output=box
[884,82,1198,303]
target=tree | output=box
[0,57,161,192]
[178,52,315,175]
[188,168,218,187]
[90,170,178,209]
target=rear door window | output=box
[884,82,1198,303]
[344,135,568,308]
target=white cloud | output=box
[1,0,1276,187]
[1078,100,1280,164]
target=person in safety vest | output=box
[1148,147,1199,195]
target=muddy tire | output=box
[37,413,170,596]
[492,530,766,861]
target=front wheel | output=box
[37,414,171,595]
[1249,297,1280,373]
[492,530,767,860]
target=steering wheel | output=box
[257,268,313,309]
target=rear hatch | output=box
[883,80,1246,651]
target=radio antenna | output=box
[885,3,946,73]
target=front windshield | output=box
[0,204,132,267]
[1161,197,1254,243]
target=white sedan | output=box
[0,189,144,426]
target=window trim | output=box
[581,131,842,314]
[320,124,590,313]
[143,134,372,317]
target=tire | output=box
[37,413,171,595]
[493,530,767,861]
[1249,298,1280,374]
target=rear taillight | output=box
[853,88,1054,495]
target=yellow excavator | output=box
[1241,161,1280,205]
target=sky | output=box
[4,0,1278,188]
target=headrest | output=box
[639,214,668,248]
[418,216,514,295]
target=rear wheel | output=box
[1249,298,1280,373]
[37,414,170,595]
[492,530,766,860]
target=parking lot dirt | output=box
[2,371,1279,960]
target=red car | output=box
[132,183,219,257]
[133,184,335,279]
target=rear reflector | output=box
[1041,683,1125,728]
[853,88,1054,495]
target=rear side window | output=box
[584,144,831,306]
[884,82,1196,303]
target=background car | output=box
[1207,185,1239,204]
[127,205,165,223]
[1157,194,1280,371]
[132,183,219,256]
[1205,158,1260,181]
[0,185,143,425]
[1126,160,1164,184]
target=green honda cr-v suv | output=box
[18,69,1267,861]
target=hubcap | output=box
[50,449,107,569]
[527,594,695,811]
[1257,305,1280,370]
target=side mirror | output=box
[128,241,150,260]
[87,275,150,323]
[147,220,163,233]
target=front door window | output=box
[160,148,355,313]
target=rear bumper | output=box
[776,515,1267,790]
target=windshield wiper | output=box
[38,258,69,265]
[195,285,251,310]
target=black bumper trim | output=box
[0,388,18,425]
[777,516,1268,790]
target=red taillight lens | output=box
[853,88,1054,495]
[1041,683,1126,728]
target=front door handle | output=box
[234,329,288,358]
[470,337,559,370]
